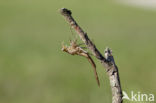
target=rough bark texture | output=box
[60,8,123,103]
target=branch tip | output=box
[60,8,72,16]
[104,47,112,55]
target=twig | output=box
[60,8,123,103]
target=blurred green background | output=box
[0,0,156,103]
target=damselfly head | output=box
[61,45,68,52]
[61,41,68,51]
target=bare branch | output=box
[60,8,123,103]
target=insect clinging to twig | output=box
[61,39,100,86]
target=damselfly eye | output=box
[61,48,64,51]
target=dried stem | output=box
[60,8,123,103]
